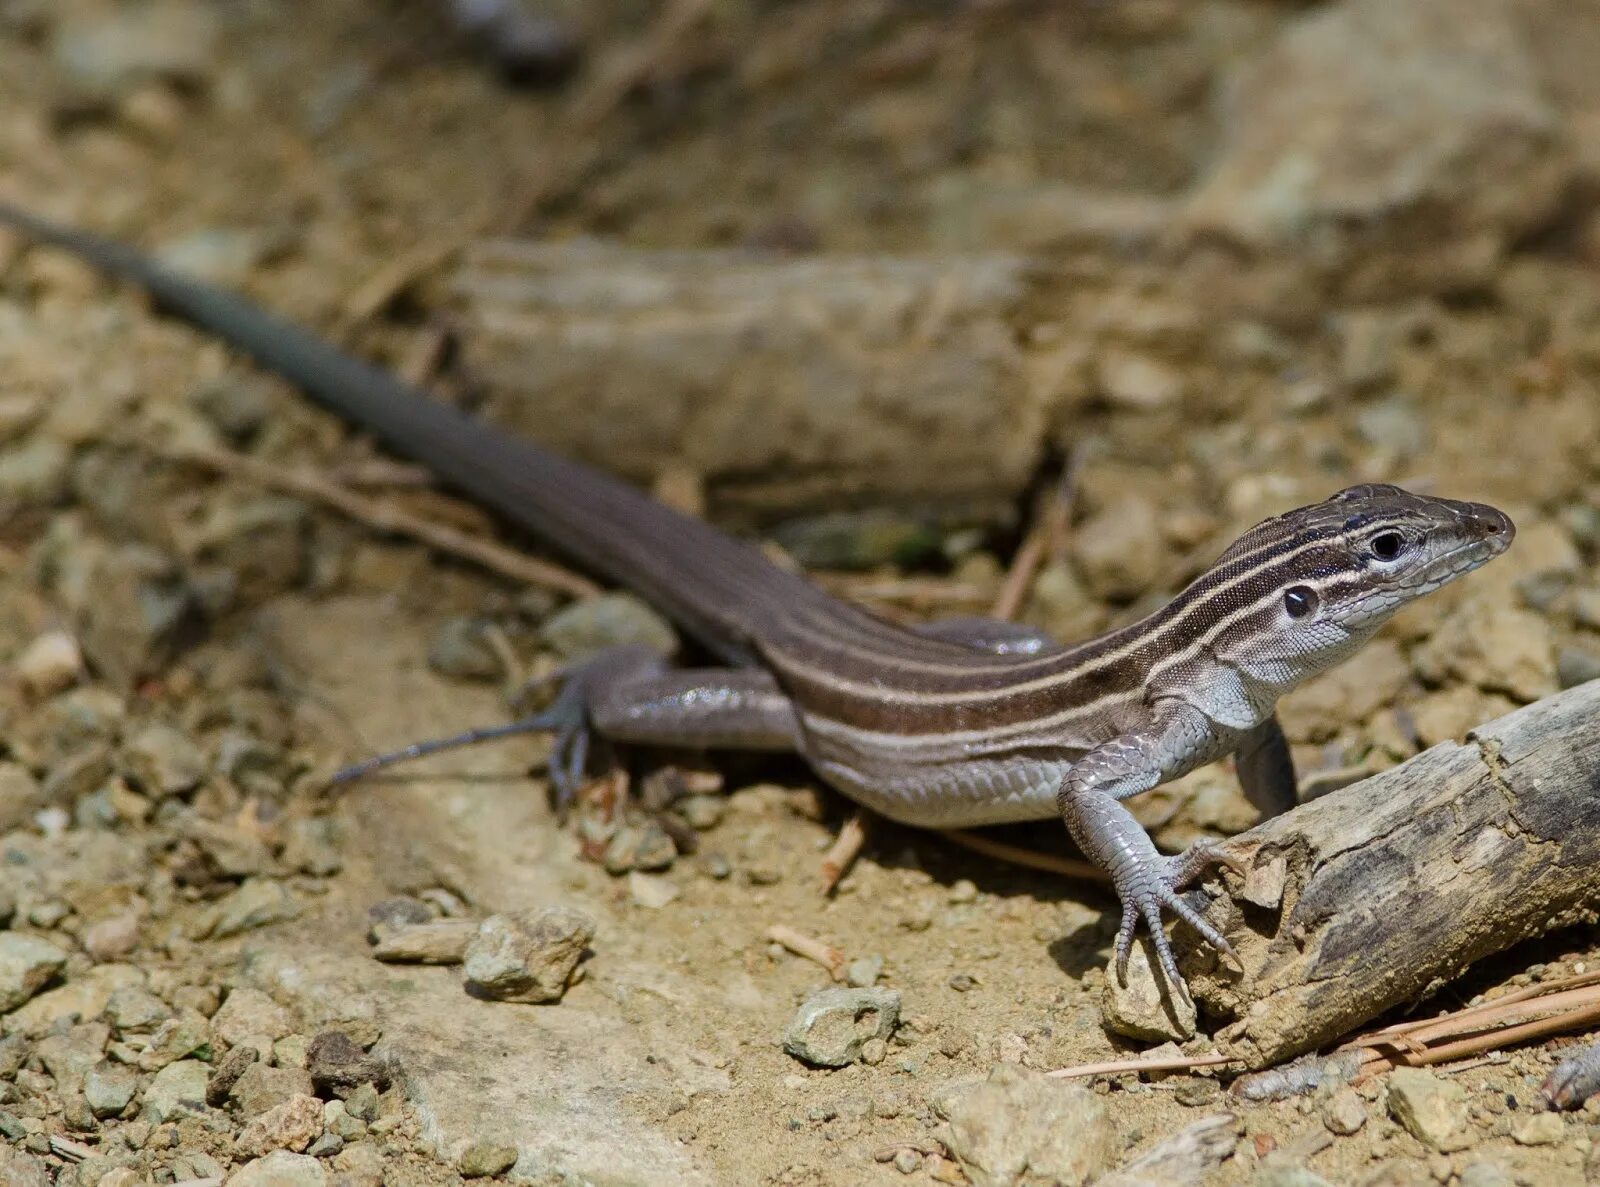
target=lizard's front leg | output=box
[1056,702,1239,993]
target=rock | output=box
[463,907,596,1003]
[458,1141,520,1178]
[782,987,901,1068]
[1407,685,1516,749]
[539,593,677,663]
[939,1064,1117,1187]
[0,933,68,1011]
[0,1150,50,1187]
[370,919,477,965]
[83,1061,138,1118]
[211,879,300,938]
[1557,646,1600,689]
[1320,1085,1367,1135]
[14,631,83,697]
[228,1150,329,1187]
[306,1133,343,1159]
[51,1,220,93]
[344,1083,380,1122]
[235,1092,324,1157]
[365,897,433,944]
[1073,495,1165,602]
[81,912,141,963]
[104,986,171,1034]
[1386,1067,1472,1151]
[1457,1162,1515,1187]
[427,617,504,682]
[845,956,884,989]
[0,439,70,507]
[1100,937,1197,1042]
[603,823,678,874]
[1249,1168,1334,1187]
[1185,0,1571,298]
[770,510,940,571]
[0,762,48,834]
[138,1006,211,1070]
[228,1063,316,1119]
[1511,1110,1564,1145]
[213,988,294,1046]
[1355,396,1430,461]
[1412,603,1556,702]
[155,229,277,290]
[306,1031,389,1097]
[323,1099,366,1142]
[141,1058,209,1123]
[455,240,1042,521]
[118,723,206,797]
[277,817,342,877]
[207,1044,259,1107]
[626,871,680,910]
[34,1021,109,1095]
[330,1142,383,1185]
[1095,351,1183,411]
[7,963,144,1033]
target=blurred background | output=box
[2,2,1600,1184]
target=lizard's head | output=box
[1202,483,1514,689]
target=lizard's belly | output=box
[808,752,1074,829]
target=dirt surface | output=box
[4,2,1600,1185]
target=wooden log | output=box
[1185,680,1600,1068]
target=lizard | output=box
[0,202,1516,994]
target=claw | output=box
[1109,848,1237,992]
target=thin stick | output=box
[990,450,1081,622]
[765,924,845,980]
[939,828,1107,883]
[1048,1051,1235,1079]
[1356,1002,1600,1080]
[155,442,599,599]
[819,811,869,894]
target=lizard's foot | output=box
[1111,842,1240,993]
[330,644,666,818]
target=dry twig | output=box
[154,441,598,598]
[765,924,846,980]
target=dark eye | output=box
[1284,585,1318,619]
[1370,532,1405,560]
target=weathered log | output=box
[1186,680,1600,1068]
[449,239,1046,523]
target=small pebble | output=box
[1321,1085,1368,1135]
[463,906,595,1003]
[893,1148,920,1174]
[458,1141,518,1178]
[628,871,680,909]
[1512,1110,1564,1145]
[15,631,83,697]
[427,617,504,682]
[0,933,69,1012]
[844,955,884,988]
[948,879,977,904]
[782,987,900,1068]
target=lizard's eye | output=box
[1369,531,1405,561]
[1284,585,1318,619]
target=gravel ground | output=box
[4,2,1600,1185]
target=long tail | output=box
[0,203,827,661]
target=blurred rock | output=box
[454,240,1044,521]
[463,906,595,1003]
[1186,0,1573,298]
[938,1064,1116,1187]
[782,987,900,1068]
